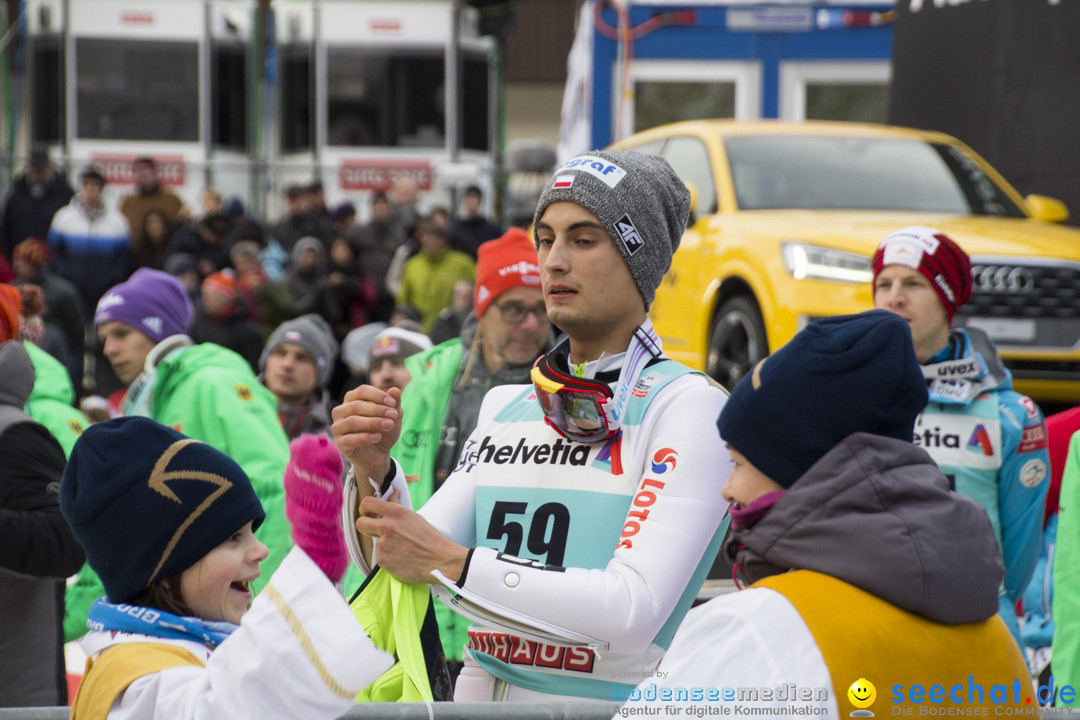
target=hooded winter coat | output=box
[627,434,1026,717]
[0,340,85,706]
[731,433,1003,624]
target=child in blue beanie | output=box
[59,416,391,719]
[618,310,1029,716]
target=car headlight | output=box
[781,242,873,283]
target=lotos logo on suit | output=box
[650,447,678,474]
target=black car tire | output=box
[707,296,769,391]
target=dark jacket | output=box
[448,215,502,259]
[0,340,86,706]
[189,309,265,375]
[729,432,1004,625]
[285,238,338,328]
[0,173,75,262]
[14,271,87,381]
[348,220,408,321]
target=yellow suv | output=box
[608,119,1080,404]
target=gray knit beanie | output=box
[260,314,339,387]
[533,150,691,309]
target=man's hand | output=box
[331,385,403,485]
[356,497,468,585]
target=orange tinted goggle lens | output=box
[531,358,614,442]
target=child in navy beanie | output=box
[622,312,1025,715]
[59,416,392,719]
[718,309,928,498]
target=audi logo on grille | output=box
[971,265,1035,295]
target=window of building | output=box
[75,39,199,142]
[280,45,313,152]
[31,35,63,144]
[461,52,490,152]
[212,42,248,150]
[326,47,444,148]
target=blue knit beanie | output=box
[60,416,265,603]
[717,310,927,488]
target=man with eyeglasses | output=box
[375,226,551,676]
[333,151,730,701]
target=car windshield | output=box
[723,135,1026,217]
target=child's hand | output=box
[284,434,348,584]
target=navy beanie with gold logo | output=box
[717,310,928,489]
[60,416,265,603]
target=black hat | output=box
[60,417,265,603]
[28,150,50,168]
[717,310,928,489]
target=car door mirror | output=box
[1026,194,1070,224]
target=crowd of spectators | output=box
[0,154,505,409]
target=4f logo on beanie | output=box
[616,214,644,256]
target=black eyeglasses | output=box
[492,301,547,324]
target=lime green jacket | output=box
[350,568,450,701]
[1054,431,1080,705]
[396,249,475,332]
[23,341,86,456]
[393,340,469,662]
[148,342,292,596]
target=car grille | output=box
[954,259,1080,360]
[961,262,1080,318]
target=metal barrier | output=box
[0,703,1074,720]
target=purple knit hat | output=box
[94,268,195,343]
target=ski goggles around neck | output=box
[531,353,615,443]
[530,325,664,444]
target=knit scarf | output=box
[87,598,237,649]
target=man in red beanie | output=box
[872,225,1049,647]
[377,226,552,674]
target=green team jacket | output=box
[23,341,86,457]
[1053,431,1080,706]
[150,343,292,590]
[65,342,292,641]
[393,338,468,660]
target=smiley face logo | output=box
[848,678,877,711]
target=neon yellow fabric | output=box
[349,569,435,702]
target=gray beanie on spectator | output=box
[260,314,339,387]
[533,150,690,310]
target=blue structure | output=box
[566,2,895,153]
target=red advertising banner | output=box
[90,154,187,187]
[339,160,433,191]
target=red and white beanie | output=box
[872,226,972,321]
